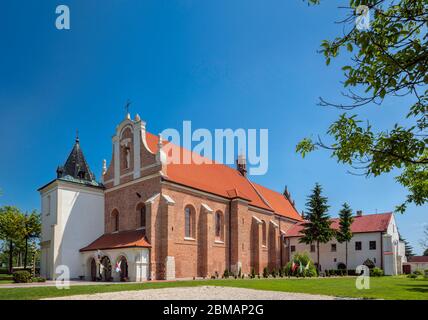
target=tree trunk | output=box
[317,241,320,273]
[345,241,348,275]
[8,240,13,274]
[24,237,28,269]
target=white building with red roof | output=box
[403,256,428,274]
[284,211,406,275]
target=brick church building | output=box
[39,113,302,281]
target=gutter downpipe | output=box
[228,199,232,272]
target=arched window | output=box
[262,221,267,246]
[215,211,223,240]
[111,209,119,232]
[185,206,195,238]
[136,203,146,229]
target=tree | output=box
[299,183,333,272]
[22,211,41,269]
[0,206,25,274]
[296,0,428,213]
[399,235,414,258]
[423,248,428,256]
[420,224,428,251]
[336,203,354,274]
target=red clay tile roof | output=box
[284,212,393,237]
[80,229,151,252]
[145,132,302,221]
[407,256,428,263]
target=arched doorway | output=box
[117,256,128,281]
[90,258,97,281]
[100,256,112,281]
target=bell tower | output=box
[38,135,105,280]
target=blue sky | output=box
[0,0,425,253]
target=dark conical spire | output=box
[57,135,96,183]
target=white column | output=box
[133,122,141,179]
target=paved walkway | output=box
[45,286,339,300]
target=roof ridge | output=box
[246,179,273,210]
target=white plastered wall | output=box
[40,181,104,279]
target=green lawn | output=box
[0,274,13,284]
[0,276,426,300]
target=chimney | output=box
[356,210,363,217]
[236,154,247,177]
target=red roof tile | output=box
[80,229,151,252]
[144,132,302,221]
[407,256,428,263]
[285,212,393,237]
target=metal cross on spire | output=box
[125,99,132,115]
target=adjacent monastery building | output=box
[285,212,406,275]
[39,114,302,281]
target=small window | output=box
[137,203,146,228]
[215,211,223,240]
[331,244,337,252]
[310,244,315,252]
[262,221,267,247]
[369,241,376,250]
[184,206,195,239]
[355,241,362,251]
[111,209,119,232]
[46,195,51,216]
[291,245,296,252]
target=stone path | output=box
[46,286,339,300]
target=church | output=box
[38,113,302,281]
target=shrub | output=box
[348,269,356,276]
[32,277,46,283]
[413,270,423,276]
[337,263,346,270]
[283,264,291,277]
[278,267,284,277]
[238,267,242,278]
[263,267,269,278]
[250,268,256,279]
[223,269,230,279]
[284,252,317,277]
[271,268,277,278]
[370,267,384,277]
[304,266,318,277]
[407,273,418,279]
[13,271,32,283]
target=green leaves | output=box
[0,206,25,241]
[298,0,428,212]
[296,138,317,158]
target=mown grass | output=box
[0,276,426,300]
